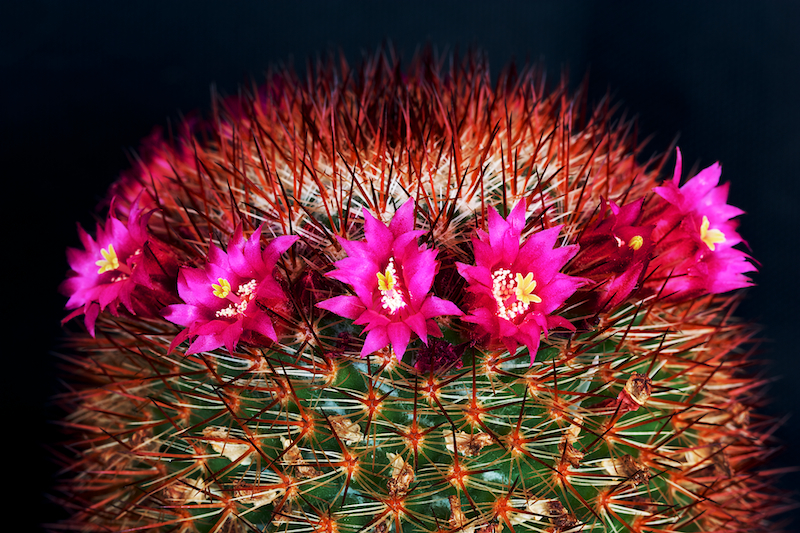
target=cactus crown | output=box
[54,52,788,533]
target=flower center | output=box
[212,278,231,298]
[96,244,135,278]
[214,278,258,318]
[700,215,725,251]
[96,244,120,274]
[377,258,407,314]
[628,235,644,250]
[492,268,542,321]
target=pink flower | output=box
[645,148,755,300]
[456,201,587,364]
[162,225,298,354]
[569,199,654,311]
[61,198,178,336]
[316,200,462,360]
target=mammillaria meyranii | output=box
[53,53,787,533]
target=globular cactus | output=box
[53,52,791,533]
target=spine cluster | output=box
[53,52,788,533]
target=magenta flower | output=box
[645,148,755,300]
[316,200,463,360]
[61,198,178,337]
[456,201,587,364]
[569,199,654,311]
[162,225,298,354]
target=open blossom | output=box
[162,225,298,354]
[316,200,462,360]
[645,148,755,300]
[60,198,178,337]
[569,198,654,311]
[456,201,587,364]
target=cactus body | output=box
[54,53,788,532]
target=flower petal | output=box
[162,303,205,327]
[186,333,224,355]
[388,199,416,236]
[404,312,429,344]
[487,204,511,251]
[221,320,244,353]
[361,327,389,357]
[363,209,394,255]
[420,296,463,318]
[246,311,277,342]
[387,322,412,361]
[317,295,364,320]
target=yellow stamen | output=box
[96,244,120,274]
[515,272,542,305]
[628,235,644,251]
[700,216,725,251]
[377,267,396,292]
[212,278,231,298]
[377,259,406,313]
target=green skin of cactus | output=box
[140,308,724,533]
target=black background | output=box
[3,1,799,530]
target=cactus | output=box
[53,52,791,533]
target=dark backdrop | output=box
[3,1,798,530]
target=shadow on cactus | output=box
[53,51,793,533]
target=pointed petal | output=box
[221,320,244,353]
[426,320,443,338]
[680,163,721,203]
[360,327,389,357]
[507,200,527,233]
[387,322,412,361]
[672,147,683,185]
[654,182,683,209]
[229,224,246,249]
[186,333,224,355]
[546,314,576,332]
[355,309,392,330]
[420,296,463,318]
[207,244,230,270]
[456,262,493,289]
[388,199,416,236]
[168,329,190,354]
[316,295,364,320]
[246,311,277,342]
[243,225,264,269]
[228,230,256,279]
[162,303,205,327]
[535,273,587,314]
[523,331,542,365]
[487,204,510,251]
[84,302,100,338]
[194,319,230,336]
[262,234,300,266]
[404,249,437,303]
[404,312,429,344]
[363,209,393,254]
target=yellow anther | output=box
[628,235,644,251]
[700,216,725,251]
[212,278,231,298]
[377,267,396,292]
[96,244,120,274]
[515,272,542,305]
